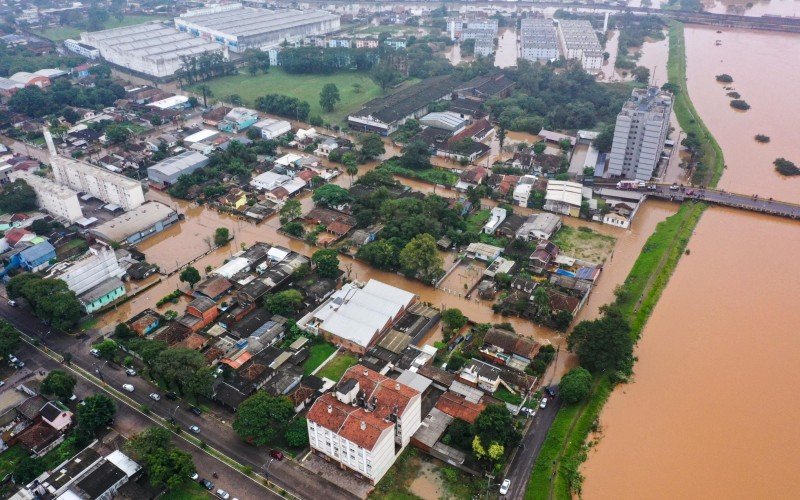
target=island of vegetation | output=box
[730,99,750,111]
[774,158,800,176]
[754,134,770,143]
[715,73,734,83]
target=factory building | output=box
[90,201,179,245]
[607,87,674,181]
[556,20,603,71]
[520,18,560,62]
[63,39,100,59]
[46,242,125,296]
[8,171,84,222]
[44,129,145,211]
[175,4,340,52]
[80,22,221,79]
[147,151,210,187]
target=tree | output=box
[41,370,77,401]
[95,339,117,361]
[285,418,309,447]
[264,290,304,316]
[63,107,80,124]
[370,63,402,92]
[533,141,547,155]
[399,233,443,280]
[311,249,340,279]
[127,427,195,490]
[472,404,520,449]
[559,366,593,404]
[77,394,116,434]
[0,320,20,360]
[356,240,399,270]
[498,126,507,150]
[399,140,432,170]
[343,152,358,186]
[114,322,134,339]
[233,391,294,446]
[593,123,615,153]
[312,184,352,208]
[6,274,81,330]
[105,124,131,145]
[632,66,651,84]
[568,307,634,375]
[151,348,214,399]
[441,308,468,338]
[279,199,302,224]
[319,83,341,112]
[179,266,201,289]
[447,352,467,372]
[214,227,230,246]
[359,133,385,161]
[0,179,37,213]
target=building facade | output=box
[520,18,560,62]
[556,20,603,71]
[63,39,100,59]
[8,171,83,222]
[47,242,125,296]
[606,87,674,181]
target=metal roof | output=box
[178,6,338,40]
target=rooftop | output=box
[91,201,176,242]
[177,5,339,40]
[351,75,461,125]
[148,151,209,177]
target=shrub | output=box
[754,134,770,143]
[730,99,750,110]
[774,158,800,176]
[715,73,733,83]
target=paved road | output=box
[0,301,357,500]
[503,399,561,500]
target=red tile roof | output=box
[434,391,486,424]
[307,393,392,451]
[4,228,31,246]
[341,365,419,421]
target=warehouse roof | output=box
[148,151,209,178]
[545,180,583,207]
[350,74,461,125]
[178,6,339,40]
[91,201,176,242]
[419,111,467,131]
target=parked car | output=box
[122,384,134,392]
[545,386,558,398]
[90,348,101,358]
[125,368,137,376]
[216,489,230,499]
[539,397,548,409]
[165,392,178,400]
[189,471,199,481]
[189,425,200,434]
[269,449,284,461]
[8,300,17,307]
[500,478,511,495]
[149,393,161,401]
[189,406,202,416]
[200,479,214,490]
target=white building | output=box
[607,87,674,181]
[147,151,210,186]
[8,171,83,222]
[544,180,584,217]
[175,4,340,53]
[516,212,562,241]
[306,365,422,484]
[44,129,144,211]
[448,17,498,41]
[47,242,125,296]
[250,171,291,191]
[253,118,292,140]
[513,183,533,207]
[63,39,100,59]
[520,18,560,62]
[147,95,189,111]
[556,20,603,72]
[482,207,507,235]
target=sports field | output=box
[35,15,167,42]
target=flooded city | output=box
[583,25,800,499]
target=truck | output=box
[616,180,640,190]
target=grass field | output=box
[35,15,167,42]
[0,445,28,480]
[161,481,212,500]
[551,226,616,264]
[303,342,337,375]
[316,352,358,382]
[189,69,414,126]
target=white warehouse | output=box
[175,4,340,52]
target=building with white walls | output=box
[606,87,673,181]
[8,171,83,222]
[556,20,603,71]
[46,242,125,296]
[63,39,100,59]
[520,18,560,62]
[306,365,422,484]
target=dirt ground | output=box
[551,225,616,264]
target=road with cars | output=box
[0,300,358,500]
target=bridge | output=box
[594,184,800,220]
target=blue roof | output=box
[575,267,598,280]
[20,241,56,263]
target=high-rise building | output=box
[556,20,603,71]
[520,18,560,62]
[606,87,674,181]
[8,171,84,222]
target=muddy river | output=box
[582,26,800,499]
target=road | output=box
[0,301,358,500]
[503,399,562,500]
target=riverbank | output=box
[524,22,721,498]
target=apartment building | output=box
[606,87,674,181]
[8,171,83,222]
[519,18,559,62]
[556,20,603,71]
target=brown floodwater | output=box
[583,26,800,498]
[703,0,800,16]
[495,28,518,68]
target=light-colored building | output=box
[47,242,125,296]
[544,180,584,217]
[175,4,340,52]
[606,87,674,181]
[253,118,292,140]
[520,18,560,62]
[147,95,190,111]
[556,20,603,71]
[8,171,83,222]
[218,107,259,133]
[250,171,291,191]
[79,277,126,313]
[147,151,210,186]
[482,207,507,235]
[80,22,222,79]
[465,242,503,262]
[90,201,179,245]
[516,212,562,241]
[63,39,100,59]
[44,129,144,211]
[448,17,498,41]
[306,365,422,484]
[419,111,468,133]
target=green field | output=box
[161,481,212,500]
[189,69,416,126]
[35,15,167,42]
[316,352,358,382]
[303,342,337,375]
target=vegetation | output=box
[126,427,194,490]
[279,46,377,74]
[76,394,116,435]
[285,418,310,448]
[0,179,37,213]
[441,308,468,341]
[214,227,230,246]
[156,289,182,308]
[754,134,770,143]
[558,367,593,404]
[279,199,302,224]
[264,290,304,316]
[715,73,734,83]
[0,42,83,77]
[378,160,459,186]
[34,13,164,41]
[303,343,337,375]
[0,320,21,360]
[319,83,341,112]
[313,184,353,208]
[311,249,340,279]
[316,352,358,381]
[399,234,443,282]
[150,348,214,400]
[7,274,82,330]
[568,308,633,376]
[41,370,77,401]
[730,99,750,111]
[233,391,294,446]
[774,158,800,176]
[179,266,201,289]
[10,76,125,119]
[614,14,666,70]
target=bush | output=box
[774,158,800,176]
[715,73,733,83]
[730,99,750,111]
[754,134,770,143]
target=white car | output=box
[216,489,230,500]
[189,471,199,481]
[539,397,548,409]
[189,425,200,434]
[149,393,161,401]
[90,348,101,358]
[125,368,137,376]
[122,384,135,392]
[500,478,511,495]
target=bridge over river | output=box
[594,184,800,220]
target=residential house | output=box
[465,242,502,262]
[458,358,503,393]
[128,309,161,336]
[544,180,584,217]
[78,277,126,313]
[194,275,233,301]
[482,207,506,235]
[202,106,232,127]
[180,296,219,332]
[529,240,559,274]
[515,213,562,241]
[218,107,259,133]
[14,241,56,271]
[218,187,248,210]
[481,327,540,370]
[455,166,488,192]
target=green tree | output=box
[41,370,77,401]
[343,152,358,186]
[399,233,443,280]
[356,240,399,270]
[283,221,305,237]
[312,184,352,208]
[77,394,116,434]
[179,266,201,289]
[447,352,467,372]
[370,63,402,92]
[0,320,21,360]
[0,179,37,213]
[95,339,118,361]
[498,126,507,150]
[472,404,520,449]
[105,124,131,145]
[399,140,432,170]
[126,427,195,490]
[533,141,547,155]
[559,366,593,404]
[214,227,230,246]
[285,417,309,447]
[319,83,341,112]
[151,347,213,399]
[441,308,468,339]
[568,307,634,375]
[593,123,615,153]
[359,133,385,161]
[311,249,340,279]
[233,391,294,446]
[114,322,134,339]
[279,199,302,224]
[264,290,304,316]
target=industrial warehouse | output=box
[80,3,340,78]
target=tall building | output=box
[520,18,560,62]
[606,87,674,181]
[44,128,145,210]
[556,20,603,71]
[8,171,83,222]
